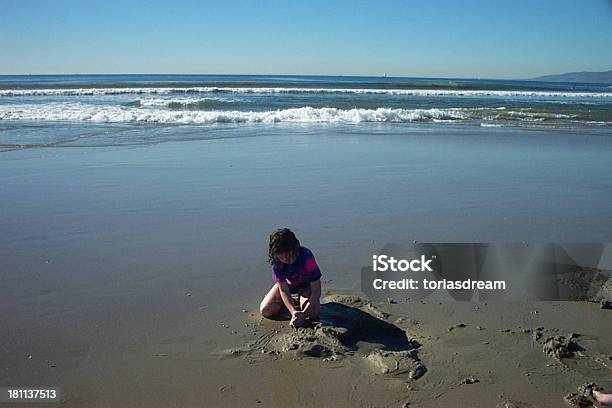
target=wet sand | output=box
[2,292,611,407]
[1,125,612,407]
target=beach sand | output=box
[1,126,611,407]
[2,290,610,407]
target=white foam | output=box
[502,110,576,119]
[0,103,604,127]
[0,103,471,124]
[135,97,239,107]
[1,87,611,99]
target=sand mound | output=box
[540,334,582,359]
[563,382,604,407]
[233,295,425,380]
[366,349,426,379]
[563,393,592,407]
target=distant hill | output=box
[532,70,612,84]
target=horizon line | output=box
[1,70,610,82]
[0,72,543,82]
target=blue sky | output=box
[1,0,611,78]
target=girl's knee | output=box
[259,300,269,316]
[260,301,277,318]
[260,284,282,318]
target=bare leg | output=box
[299,285,320,319]
[260,284,284,318]
[594,391,612,406]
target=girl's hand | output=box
[290,311,306,328]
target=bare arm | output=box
[278,282,297,315]
[301,280,321,316]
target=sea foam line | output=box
[1,87,611,98]
[0,103,471,124]
[131,97,241,107]
[0,103,592,125]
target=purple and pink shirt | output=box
[272,246,322,293]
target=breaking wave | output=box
[0,104,467,124]
[0,103,594,125]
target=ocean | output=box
[0,74,611,150]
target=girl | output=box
[259,228,322,328]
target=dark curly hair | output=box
[268,228,300,264]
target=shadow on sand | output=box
[319,301,415,352]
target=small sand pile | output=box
[563,382,603,407]
[563,393,592,407]
[256,323,350,358]
[539,334,582,359]
[366,349,426,379]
